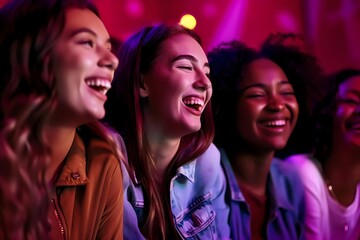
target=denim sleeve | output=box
[120,157,146,240]
[212,161,231,239]
[201,144,231,240]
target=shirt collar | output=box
[267,159,293,211]
[221,149,293,211]
[132,157,197,185]
[175,160,197,183]
[220,149,246,201]
[55,133,89,187]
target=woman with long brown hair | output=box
[0,0,123,239]
[105,24,230,240]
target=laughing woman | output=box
[0,0,123,239]
[286,69,360,240]
[208,36,311,240]
[104,24,230,240]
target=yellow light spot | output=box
[179,14,197,30]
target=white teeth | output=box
[183,98,204,107]
[264,120,286,127]
[85,79,111,94]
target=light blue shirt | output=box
[123,143,231,239]
[221,149,305,240]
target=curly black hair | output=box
[208,33,325,158]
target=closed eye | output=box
[177,65,193,71]
[281,91,295,96]
[79,39,94,48]
[339,98,359,105]
[247,94,265,98]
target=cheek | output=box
[287,100,299,119]
[236,104,257,135]
[333,107,351,128]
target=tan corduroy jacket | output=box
[53,132,123,240]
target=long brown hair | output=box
[105,24,214,239]
[0,0,103,239]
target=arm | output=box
[97,158,124,239]
[203,144,231,240]
[286,155,328,240]
[212,163,231,240]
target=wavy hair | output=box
[0,0,104,239]
[313,68,360,162]
[104,24,214,239]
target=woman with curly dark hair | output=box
[0,0,123,239]
[207,33,323,240]
[287,68,360,240]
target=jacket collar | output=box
[220,149,292,211]
[55,133,89,187]
[133,158,197,185]
[175,160,196,183]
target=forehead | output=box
[241,58,287,86]
[62,8,109,39]
[158,34,207,61]
[338,75,360,94]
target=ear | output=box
[139,74,149,97]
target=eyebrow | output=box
[240,80,292,92]
[171,54,210,68]
[69,27,112,45]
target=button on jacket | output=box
[123,143,231,240]
[53,131,123,240]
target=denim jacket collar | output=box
[267,163,293,211]
[221,149,293,211]
[175,160,197,183]
[132,157,197,185]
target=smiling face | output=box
[332,75,360,149]
[236,58,299,151]
[140,33,212,139]
[50,8,118,126]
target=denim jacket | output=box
[220,149,305,240]
[123,143,231,240]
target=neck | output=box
[44,123,76,183]
[147,133,181,182]
[324,146,360,206]
[231,150,274,197]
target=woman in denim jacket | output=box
[104,24,230,240]
[207,34,321,240]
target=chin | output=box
[86,110,105,122]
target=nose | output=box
[194,71,212,91]
[266,95,285,112]
[98,48,119,71]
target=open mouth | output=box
[260,119,286,127]
[183,97,205,112]
[85,79,111,95]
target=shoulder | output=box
[198,143,220,161]
[270,158,304,186]
[82,134,121,180]
[284,154,323,185]
[285,154,319,171]
[194,143,222,176]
